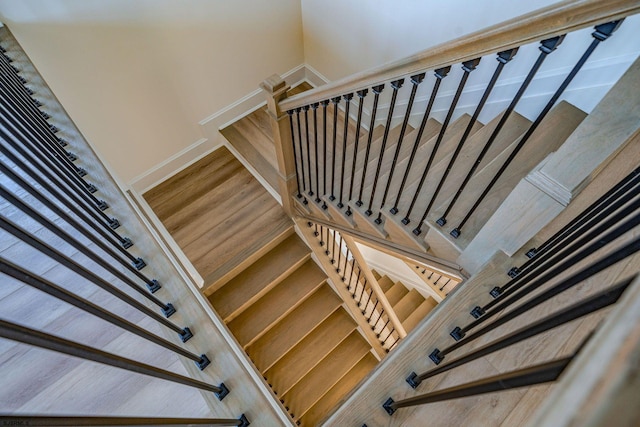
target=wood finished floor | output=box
[144,146,292,287]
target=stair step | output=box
[207,234,310,322]
[371,269,381,280]
[192,195,292,284]
[377,275,394,293]
[221,124,279,190]
[298,352,378,427]
[227,114,278,168]
[394,288,425,323]
[245,108,274,141]
[402,296,438,332]
[430,100,587,251]
[265,308,357,396]
[227,259,326,347]
[283,331,371,420]
[143,147,238,220]
[385,281,409,306]
[246,284,342,371]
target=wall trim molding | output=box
[130,63,329,193]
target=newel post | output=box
[261,74,297,217]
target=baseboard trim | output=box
[131,63,323,194]
[129,137,219,193]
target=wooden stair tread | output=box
[191,196,292,282]
[246,284,342,371]
[403,296,438,332]
[207,234,310,321]
[283,331,371,419]
[394,288,426,323]
[143,147,237,220]
[227,259,327,347]
[226,115,278,167]
[265,308,357,396]
[160,164,254,237]
[371,269,382,280]
[288,81,314,96]
[298,352,378,427]
[201,224,294,292]
[385,281,409,306]
[377,275,394,293]
[245,108,274,141]
[434,100,587,249]
[220,125,279,190]
[174,170,272,248]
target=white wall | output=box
[0,0,304,184]
[301,0,560,82]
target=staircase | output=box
[144,144,381,426]
[371,270,438,334]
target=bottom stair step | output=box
[298,352,379,426]
[282,330,371,420]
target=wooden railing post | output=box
[260,74,297,217]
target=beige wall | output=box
[301,0,559,81]
[0,0,304,183]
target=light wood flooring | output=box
[144,146,293,288]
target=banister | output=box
[279,0,640,111]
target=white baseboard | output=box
[128,137,218,193]
[129,63,324,194]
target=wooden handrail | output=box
[280,0,640,111]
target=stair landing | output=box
[143,146,293,287]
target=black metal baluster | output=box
[436,37,564,228]
[479,195,640,316]
[523,166,640,260]
[375,74,424,224]
[303,105,313,197]
[321,99,330,209]
[0,258,210,369]
[402,58,481,225]
[0,215,184,326]
[295,108,308,204]
[329,229,336,264]
[433,232,640,362]
[413,50,517,235]
[0,319,230,400]
[0,181,158,292]
[338,93,354,208]
[0,77,102,203]
[365,79,404,217]
[0,415,250,426]
[356,85,385,206]
[406,278,630,387]
[502,173,640,283]
[0,63,84,177]
[311,103,321,203]
[287,111,303,200]
[0,69,88,182]
[346,89,368,216]
[384,356,572,415]
[0,122,121,230]
[0,153,137,265]
[361,288,373,314]
[329,96,341,201]
[450,21,622,238]
[0,130,129,244]
[390,67,451,215]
